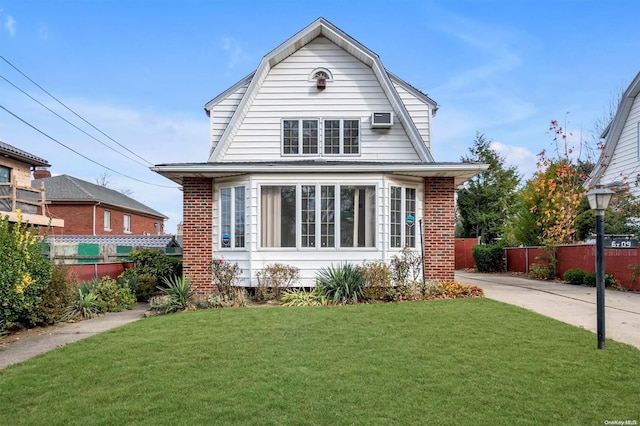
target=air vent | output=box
[370,112,393,128]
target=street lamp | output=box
[586,186,614,350]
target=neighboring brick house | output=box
[0,140,63,228]
[32,173,166,236]
[153,18,487,291]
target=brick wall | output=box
[43,204,164,236]
[423,177,455,282]
[182,177,214,292]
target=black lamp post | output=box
[586,187,614,350]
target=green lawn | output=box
[1,299,639,425]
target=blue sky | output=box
[1,0,639,233]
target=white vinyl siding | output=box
[209,83,249,154]
[394,82,432,152]
[220,37,420,162]
[212,173,423,287]
[599,96,640,197]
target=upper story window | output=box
[104,211,111,231]
[283,119,318,155]
[282,119,360,156]
[324,119,359,155]
[0,165,10,183]
[123,214,131,233]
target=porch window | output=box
[260,184,374,249]
[261,186,296,247]
[0,165,10,183]
[323,119,360,155]
[283,119,318,155]
[220,186,246,249]
[340,186,375,247]
[390,186,416,248]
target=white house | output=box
[587,71,640,193]
[153,17,487,291]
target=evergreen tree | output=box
[457,133,521,244]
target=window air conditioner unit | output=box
[370,112,393,128]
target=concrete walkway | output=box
[0,303,149,370]
[456,271,640,350]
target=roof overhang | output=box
[152,162,488,188]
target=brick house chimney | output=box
[33,167,52,180]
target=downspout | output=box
[93,202,101,236]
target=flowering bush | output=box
[0,211,52,332]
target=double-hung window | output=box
[220,186,246,249]
[324,119,359,155]
[104,211,111,231]
[260,184,375,249]
[282,119,359,156]
[283,119,318,155]
[123,214,131,233]
[390,186,416,248]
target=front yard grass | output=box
[1,298,639,425]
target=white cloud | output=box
[490,141,538,180]
[4,14,16,37]
[39,23,48,40]
[220,36,251,69]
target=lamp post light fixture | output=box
[585,186,614,350]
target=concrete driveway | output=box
[456,271,640,350]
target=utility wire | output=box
[0,54,154,166]
[0,73,150,168]
[0,104,179,189]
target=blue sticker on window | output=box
[406,215,415,227]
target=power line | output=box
[0,54,154,166]
[0,73,150,168]
[0,104,180,189]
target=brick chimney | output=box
[33,167,51,179]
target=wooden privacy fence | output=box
[66,262,134,282]
[505,245,640,291]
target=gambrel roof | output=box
[586,71,640,187]
[206,17,437,163]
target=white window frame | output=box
[282,119,319,156]
[219,185,246,250]
[281,118,361,157]
[323,119,360,156]
[123,214,131,233]
[258,183,377,250]
[104,210,111,231]
[390,186,417,249]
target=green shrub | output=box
[119,272,155,302]
[316,263,365,304]
[129,249,182,286]
[37,262,75,324]
[0,212,52,332]
[472,244,504,272]
[255,263,300,301]
[152,275,196,313]
[583,273,596,287]
[63,288,100,321]
[281,288,327,307]
[92,277,136,313]
[563,269,586,285]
